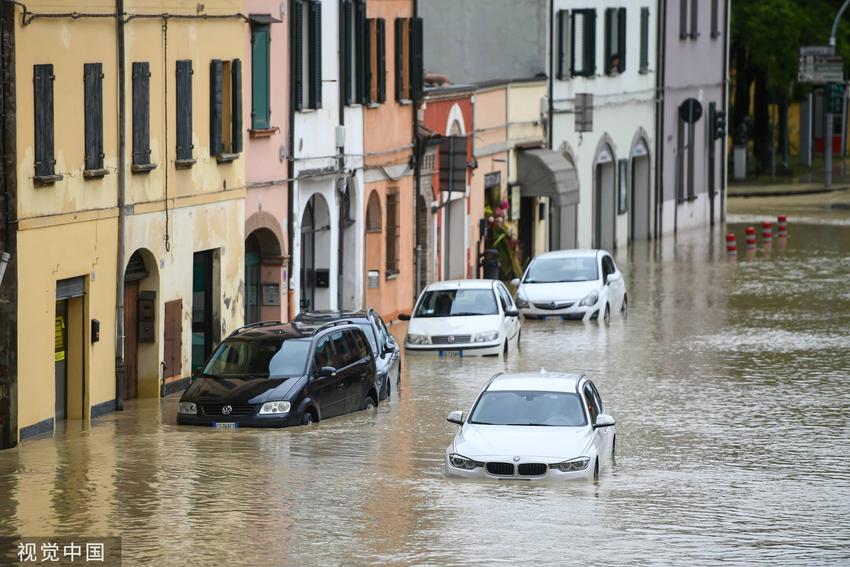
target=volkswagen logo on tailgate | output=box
[221,405,233,415]
[447,336,455,343]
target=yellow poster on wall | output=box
[55,315,65,362]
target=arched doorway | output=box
[300,193,332,311]
[244,224,284,324]
[593,142,616,250]
[337,177,358,310]
[123,248,159,399]
[364,190,383,309]
[630,138,652,242]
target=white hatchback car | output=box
[511,250,627,323]
[400,280,521,358]
[445,371,615,481]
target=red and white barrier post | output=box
[745,226,757,250]
[777,215,788,238]
[726,233,737,254]
[761,220,773,241]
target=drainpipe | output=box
[115,0,126,410]
[286,0,296,320]
[720,0,730,223]
[654,0,666,240]
[547,0,554,150]
[412,0,421,300]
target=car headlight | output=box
[406,333,430,345]
[473,330,499,343]
[177,402,197,415]
[515,289,529,308]
[259,401,291,415]
[448,453,483,470]
[579,292,599,307]
[550,457,591,472]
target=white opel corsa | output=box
[511,250,627,324]
[445,371,616,481]
[400,280,521,358]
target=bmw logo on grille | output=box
[447,336,455,343]
[513,456,521,462]
[222,405,233,415]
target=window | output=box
[394,17,422,101]
[293,0,322,110]
[571,9,596,77]
[365,18,387,104]
[251,21,271,130]
[346,330,368,361]
[710,0,720,38]
[414,289,498,317]
[639,7,650,73]
[677,115,696,201]
[210,58,243,160]
[330,331,354,368]
[204,338,311,378]
[313,335,334,370]
[583,384,600,424]
[604,8,626,75]
[385,188,400,275]
[342,0,367,105]
[33,64,61,182]
[366,190,382,232]
[496,284,514,312]
[131,62,153,171]
[690,0,699,38]
[556,10,571,80]
[617,159,629,214]
[470,391,587,427]
[83,63,105,176]
[175,59,194,165]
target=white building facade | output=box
[549,2,657,251]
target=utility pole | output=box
[827,0,850,189]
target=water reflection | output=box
[1,222,849,565]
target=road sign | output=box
[679,98,703,124]
[798,54,844,84]
[800,45,835,56]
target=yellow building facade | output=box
[12,1,246,442]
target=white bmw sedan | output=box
[445,371,615,481]
[400,280,521,358]
[511,250,627,324]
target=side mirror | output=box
[447,410,464,425]
[398,313,411,321]
[609,272,621,282]
[505,308,519,317]
[317,366,337,378]
[593,414,616,429]
[510,278,520,288]
[382,344,394,356]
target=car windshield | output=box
[469,390,587,426]
[414,289,498,317]
[524,257,598,283]
[356,322,379,354]
[203,338,311,378]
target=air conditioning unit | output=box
[335,125,346,148]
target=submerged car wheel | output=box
[593,458,599,480]
[364,396,376,410]
[621,296,628,318]
[603,304,611,326]
[301,411,314,426]
[503,340,509,358]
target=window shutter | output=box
[355,0,367,104]
[690,0,699,38]
[394,18,404,101]
[132,62,151,165]
[617,8,626,73]
[210,59,223,157]
[710,0,719,38]
[679,0,688,39]
[251,24,271,129]
[83,62,104,171]
[409,17,424,101]
[231,58,243,153]
[293,0,304,111]
[377,18,386,103]
[604,8,613,75]
[364,19,373,104]
[175,59,193,161]
[557,10,570,80]
[640,8,650,73]
[585,10,597,76]
[33,64,56,178]
[343,0,353,106]
[308,0,323,109]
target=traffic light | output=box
[714,110,726,140]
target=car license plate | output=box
[439,350,463,358]
[212,422,238,430]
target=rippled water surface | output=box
[2,221,850,566]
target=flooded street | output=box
[2,219,850,565]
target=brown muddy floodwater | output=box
[1,218,850,566]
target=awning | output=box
[515,149,580,207]
[249,14,282,24]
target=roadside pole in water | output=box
[826,108,833,189]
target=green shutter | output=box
[343,0,353,106]
[308,0,323,109]
[210,59,223,157]
[232,58,243,153]
[394,18,404,101]
[293,1,304,111]
[364,18,372,104]
[355,0,367,104]
[251,24,270,129]
[618,8,626,73]
[640,7,649,72]
[377,18,386,103]
[409,17,424,101]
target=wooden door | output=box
[163,299,183,381]
[124,281,139,399]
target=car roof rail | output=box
[312,319,356,336]
[230,320,285,336]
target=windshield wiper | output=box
[450,312,491,316]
